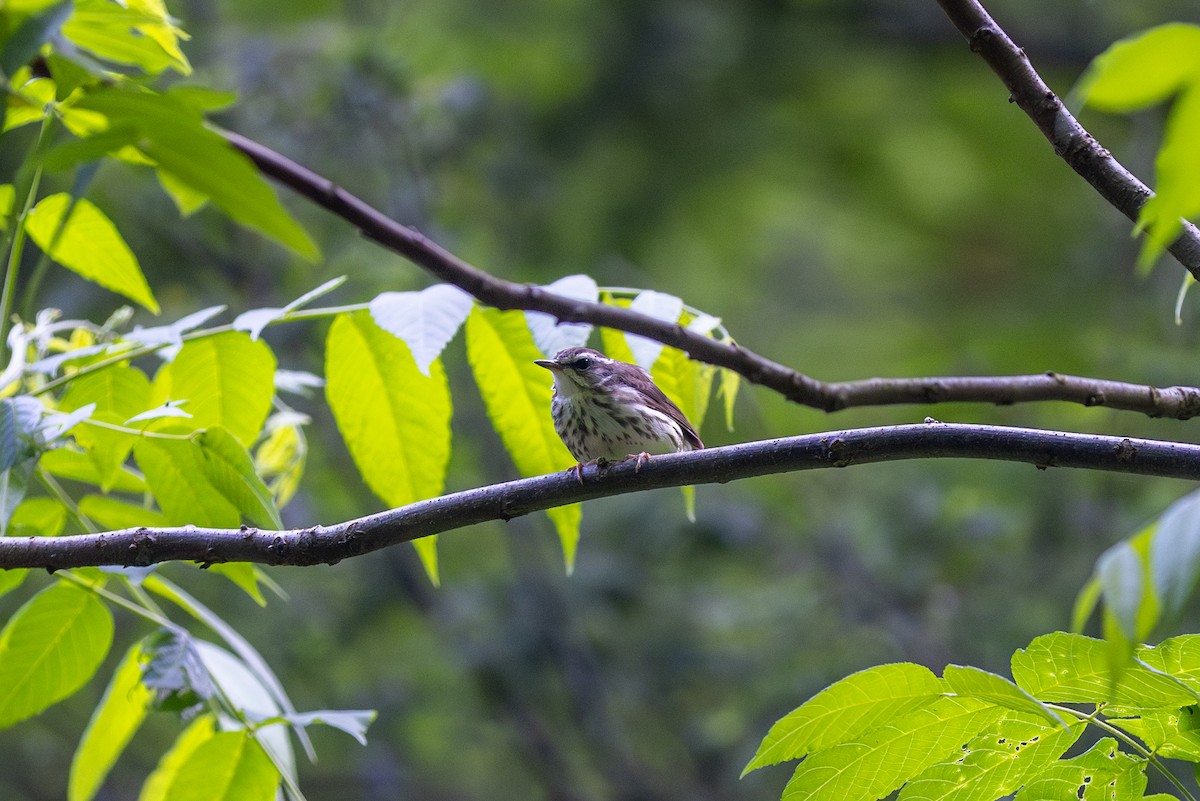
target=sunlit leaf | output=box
[78,495,167,530]
[1076,24,1200,112]
[0,582,114,729]
[40,447,145,493]
[780,696,1003,801]
[158,730,278,801]
[25,193,159,314]
[74,87,318,260]
[60,364,152,491]
[63,0,191,76]
[369,283,475,376]
[194,427,282,529]
[1149,489,1200,620]
[133,437,240,528]
[126,305,225,348]
[138,715,217,801]
[900,715,1083,801]
[10,496,66,537]
[465,306,582,570]
[325,311,451,583]
[744,663,944,774]
[151,332,276,447]
[1014,738,1145,801]
[942,664,1065,726]
[69,640,154,801]
[1011,632,1196,708]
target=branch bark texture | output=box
[936,0,1200,277]
[5,423,1198,571]
[224,130,1200,419]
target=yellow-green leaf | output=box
[151,332,276,447]
[194,428,282,529]
[69,640,154,801]
[0,581,114,729]
[60,364,152,491]
[138,715,217,801]
[158,730,278,801]
[78,495,167,530]
[133,437,240,528]
[325,311,451,583]
[465,307,582,570]
[25,193,159,314]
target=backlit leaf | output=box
[325,311,451,583]
[138,715,217,801]
[0,582,114,729]
[745,662,944,774]
[158,730,278,801]
[69,640,154,801]
[466,306,582,570]
[781,696,1003,801]
[25,193,159,314]
[151,332,276,447]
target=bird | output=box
[534,347,702,478]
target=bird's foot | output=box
[629,452,652,472]
[568,458,609,483]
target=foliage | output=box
[3,1,1200,800]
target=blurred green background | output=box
[6,0,1200,798]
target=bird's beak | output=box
[534,359,560,371]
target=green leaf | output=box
[194,428,282,529]
[159,730,278,801]
[1011,632,1197,708]
[325,311,452,583]
[900,714,1084,801]
[40,447,146,493]
[60,364,152,491]
[10,496,66,537]
[942,665,1065,727]
[1097,541,1153,641]
[74,87,318,261]
[718,368,739,432]
[1076,24,1200,112]
[369,283,475,375]
[744,662,945,774]
[781,696,1003,801]
[61,0,191,76]
[138,715,217,801]
[1149,489,1200,619]
[465,306,582,570]
[1071,572,1102,633]
[133,437,240,528]
[1014,738,1145,801]
[1110,706,1200,761]
[0,581,114,729]
[152,331,276,447]
[144,576,314,762]
[0,0,72,78]
[207,563,268,607]
[651,345,714,436]
[78,495,167,530]
[1137,634,1200,693]
[69,640,154,801]
[0,568,27,600]
[25,193,159,314]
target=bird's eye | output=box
[572,357,592,370]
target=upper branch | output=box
[4,422,1199,571]
[935,0,1200,278]
[223,131,1200,419]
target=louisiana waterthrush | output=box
[535,347,703,475]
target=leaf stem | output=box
[0,119,52,363]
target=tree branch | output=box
[935,0,1200,278]
[4,422,1198,571]
[223,130,1200,419]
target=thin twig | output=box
[935,0,1200,277]
[222,130,1200,418]
[4,422,1198,570]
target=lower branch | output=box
[3,422,1198,571]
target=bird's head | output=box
[534,347,624,397]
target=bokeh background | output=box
[6,0,1200,798]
